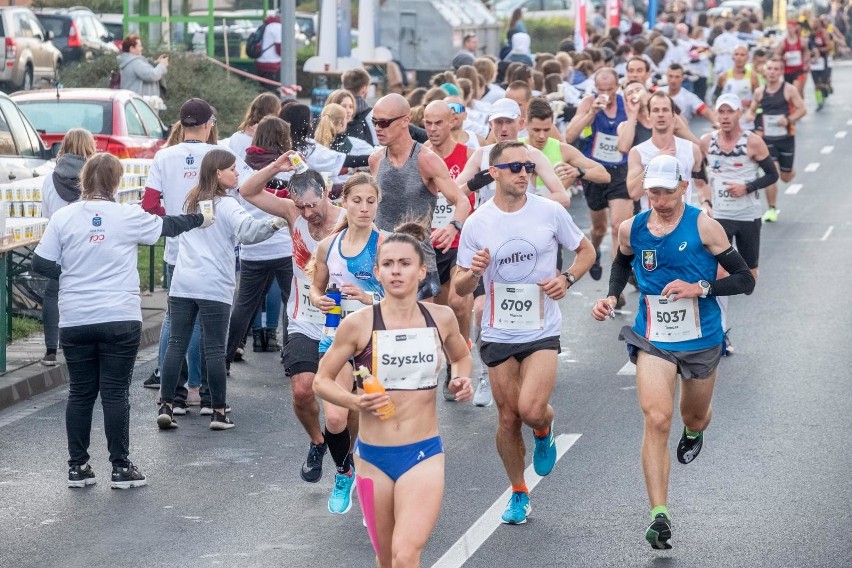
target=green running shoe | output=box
[645,513,672,550]
[762,208,779,223]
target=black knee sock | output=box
[324,427,351,473]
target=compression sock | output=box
[685,428,702,439]
[533,424,551,438]
[324,426,351,473]
[512,482,529,495]
[651,505,670,519]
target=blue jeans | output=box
[252,277,282,330]
[62,320,141,467]
[161,297,230,409]
[158,263,202,389]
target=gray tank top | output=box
[375,142,438,271]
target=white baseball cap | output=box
[488,98,522,121]
[643,154,683,190]
[714,93,741,111]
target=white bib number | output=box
[763,114,787,138]
[711,178,749,215]
[431,195,455,229]
[489,283,544,330]
[810,56,826,71]
[645,295,702,342]
[293,278,325,324]
[591,132,622,163]
[373,327,442,390]
[341,297,364,319]
[784,50,802,67]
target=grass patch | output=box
[11,316,43,342]
[138,240,166,291]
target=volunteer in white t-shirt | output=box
[227,93,282,160]
[454,140,595,526]
[156,149,285,432]
[33,153,211,490]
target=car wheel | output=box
[20,65,33,91]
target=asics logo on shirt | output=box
[679,242,688,251]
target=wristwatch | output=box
[698,280,711,298]
[562,271,576,289]
[449,220,463,232]
[577,167,586,180]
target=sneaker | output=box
[172,401,189,416]
[209,410,235,430]
[645,513,672,550]
[722,328,734,357]
[589,249,603,281]
[501,491,531,524]
[762,207,779,223]
[233,347,245,362]
[328,468,356,514]
[676,428,703,464]
[186,387,201,406]
[110,462,147,489]
[300,442,327,483]
[442,365,454,401]
[143,369,161,389]
[157,405,178,430]
[41,352,58,366]
[67,463,96,488]
[473,375,493,407]
[533,421,557,476]
[200,404,231,416]
[615,293,627,309]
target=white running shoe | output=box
[473,375,493,407]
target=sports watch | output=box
[562,271,576,289]
[577,167,586,180]
[698,280,711,298]
[449,220,463,232]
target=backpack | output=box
[110,69,120,89]
[246,22,270,58]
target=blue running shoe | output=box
[501,491,531,524]
[328,468,356,514]
[533,422,556,476]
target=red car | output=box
[11,88,168,159]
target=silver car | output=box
[0,7,62,92]
[0,91,55,184]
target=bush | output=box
[58,52,264,136]
[524,18,575,54]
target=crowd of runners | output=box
[31,6,845,565]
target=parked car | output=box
[33,7,118,64]
[706,0,764,20]
[12,88,168,159]
[0,91,55,184]
[97,13,125,51]
[0,7,62,92]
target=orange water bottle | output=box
[354,365,395,420]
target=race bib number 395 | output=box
[489,283,544,330]
[431,194,455,229]
[644,295,702,342]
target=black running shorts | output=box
[583,163,630,211]
[480,336,561,367]
[621,326,722,380]
[282,332,319,376]
[764,135,795,173]
[717,218,761,269]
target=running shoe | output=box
[111,462,147,489]
[200,404,231,416]
[156,404,177,430]
[677,428,703,464]
[533,421,557,476]
[67,463,96,488]
[762,208,779,223]
[473,374,493,407]
[615,293,627,309]
[501,491,531,524]
[589,249,603,281]
[442,364,454,401]
[328,468,356,514]
[645,513,672,550]
[186,387,201,406]
[41,352,58,366]
[209,411,235,430]
[172,400,189,416]
[722,328,734,357]
[143,369,160,389]
[301,442,327,483]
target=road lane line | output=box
[821,226,834,241]
[820,146,834,154]
[836,131,848,139]
[804,163,820,173]
[617,361,636,375]
[431,434,581,568]
[785,183,803,195]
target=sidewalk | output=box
[0,288,169,411]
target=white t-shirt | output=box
[257,21,282,64]
[41,175,74,219]
[228,131,253,160]
[456,193,584,343]
[712,31,739,75]
[35,201,163,327]
[661,86,707,122]
[237,173,293,261]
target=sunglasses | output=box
[371,115,407,129]
[447,102,465,114]
[494,161,536,174]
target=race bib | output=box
[373,327,442,390]
[784,50,802,67]
[341,296,365,319]
[763,114,788,138]
[644,295,702,342]
[591,132,622,163]
[489,283,544,330]
[292,278,325,324]
[431,194,455,229]
[711,178,750,215]
[810,56,826,71]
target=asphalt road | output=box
[2,66,851,568]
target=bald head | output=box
[423,100,454,146]
[424,100,452,121]
[374,93,410,117]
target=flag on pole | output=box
[607,0,620,31]
[574,0,588,50]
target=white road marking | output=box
[617,361,637,376]
[836,131,848,139]
[431,434,581,568]
[784,183,803,195]
[848,119,852,125]
[820,146,834,154]
[821,226,834,241]
[804,163,820,173]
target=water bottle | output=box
[354,365,395,420]
[289,153,309,174]
[319,283,342,354]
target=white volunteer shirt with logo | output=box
[456,193,584,343]
[35,201,163,327]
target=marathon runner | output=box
[714,45,759,129]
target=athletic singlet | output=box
[433,142,475,249]
[325,228,384,317]
[630,205,723,351]
[581,94,628,166]
[782,36,805,73]
[723,68,754,106]
[375,142,437,272]
[633,137,696,210]
[631,121,653,147]
[758,84,793,139]
[463,129,481,150]
[706,131,761,222]
[518,137,561,194]
[353,302,444,391]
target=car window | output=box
[91,17,110,40]
[15,14,34,38]
[16,100,112,135]
[125,101,146,136]
[0,109,18,156]
[37,16,68,39]
[0,98,37,156]
[131,99,165,138]
[78,15,98,40]
[26,16,45,40]
[19,108,44,154]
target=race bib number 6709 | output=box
[489,283,544,330]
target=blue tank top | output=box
[630,205,723,351]
[326,228,384,302]
[581,94,628,166]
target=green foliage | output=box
[32,0,123,13]
[524,18,575,54]
[11,316,42,342]
[137,240,165,291]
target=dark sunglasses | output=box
[371,115,407,129]
[447,102,465,114]
[494,161,536,174]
